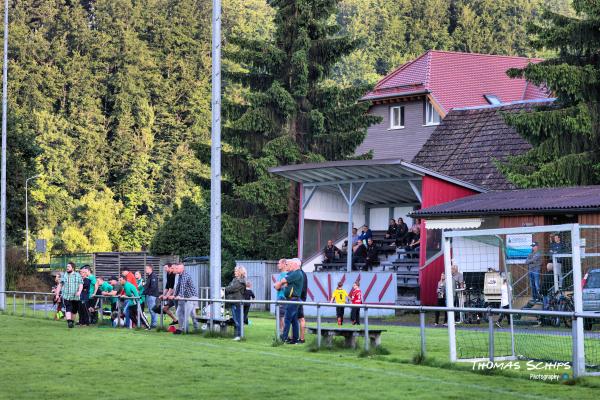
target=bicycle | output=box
[463,289,485,324]
[545,289,574,328]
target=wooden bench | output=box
[307,326,387,349]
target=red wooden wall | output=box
[419,176,478,305]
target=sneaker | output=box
[67,320,74,329]
[286,340,297,345]
[495,322,502,329]
[442,323,448,327]
[233,336,241,341]
[169,321,179,326]
[433,323,438,327]
[298,339,305,344]
[173,329,183,335]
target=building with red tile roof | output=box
[356,50,551,161]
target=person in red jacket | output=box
[349,281,363,325]
[120,268,138,295]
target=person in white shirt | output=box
[496,275,511,328]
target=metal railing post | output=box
[419,310,426,359]
[137,300,141,328]
[316,304,322,349]
[12,292,15,314]
[275,301,280,339]
[572,315,579,378]
[22,293,25,316]
[488,310,494,362]
[210,301,215,332]
[99,298,103,325]
[240,300,244,338]
[364,306,369,352]
[116,300,121,328]
[44,295,48,319]
[33,294,36,318]
[160,298,164,329]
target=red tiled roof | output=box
[361,50,549,112]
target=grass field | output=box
[1,312,600,400]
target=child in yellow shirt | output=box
[330,281,349,326]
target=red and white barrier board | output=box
[270,272,397,317]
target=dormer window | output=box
[484,94,502,105]
[425,99,441,125]
[389,106,404,130]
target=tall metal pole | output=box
[210,0,222,319]
[0,0,9,311]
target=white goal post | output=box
[442,223,592,376]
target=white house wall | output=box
[304,189,366,227]
[368,207,390,230]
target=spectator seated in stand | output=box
[352,240,367,269]
[358,225,372,244]
[405,225,420,258]
[365,238,378,270]
[395,217,409,246]
[323,240,341,263]
[385,219,398,239]
[341,240,349,257]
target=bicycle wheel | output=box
[560,300,573,328]
[547,305,561,327]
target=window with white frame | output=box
[389,105,404,129]
[425,99,441,125]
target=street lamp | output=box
[25,174,41,261]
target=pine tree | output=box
[224,0,379,247]
[500,0,600,187]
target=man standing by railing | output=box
[526,242,542,302]
[160,264,178,326]
[172,263,198,334]
[55,262,83,329]
[144,264,159,329]
[274,258,304,344]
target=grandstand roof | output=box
[360,50,549,112]
[411,186,600,218]
[269,158,486,206]
[412,99,555,191]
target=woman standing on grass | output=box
[435,273,447,327]
[225,265,247,341]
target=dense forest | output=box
[3,0,573,271]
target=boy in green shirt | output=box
[119,276,149,329]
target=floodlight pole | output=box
[210,0,222,319]
[0,0,9,311]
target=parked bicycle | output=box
[543,290,574,328]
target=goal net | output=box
[442,224,600,376]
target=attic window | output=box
[484,94,502,105]
[425,99,441,126]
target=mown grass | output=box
[1,313,600,399]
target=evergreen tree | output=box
[500,0,600,187]
[224,0,379,247]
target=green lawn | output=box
[1,313,600,400]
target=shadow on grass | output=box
[304,337,390,358]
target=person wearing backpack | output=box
[225,265,247,341]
